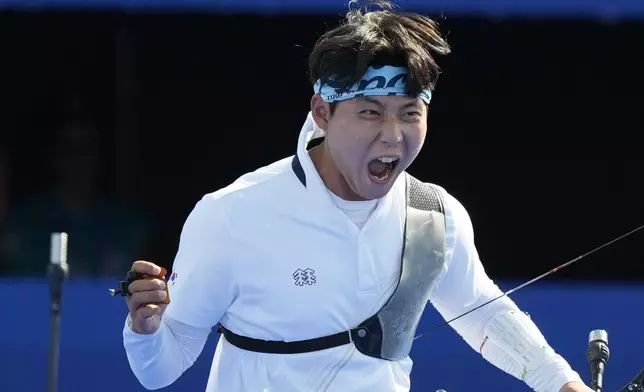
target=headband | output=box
[313,65,432,104]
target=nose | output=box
[379,116,403,146]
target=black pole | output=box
[587,329,610,392]
[48,233,68,392]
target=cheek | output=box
[329,137,363,171]
[405,126,427,152]
[328,124,371,163]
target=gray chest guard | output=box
[218,168,447,362]
[349,173,446,361]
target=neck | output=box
[308,141,366,201]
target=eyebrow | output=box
[360,96,421,110]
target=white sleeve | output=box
[428,192,583,392]
[122,314,210,390]
[122,195,238,389]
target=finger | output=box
[128,290,167,310]
[137,304,164,319]
[129,278,166,294]
[131,260,162,276]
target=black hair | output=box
[309,0,451,102]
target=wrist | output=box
[126,313,143,334]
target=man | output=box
[122,2,592,391]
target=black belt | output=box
[217,324,372,355]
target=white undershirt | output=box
[327,191,378,229]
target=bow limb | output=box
[616,367,644,392]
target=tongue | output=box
[368,159,388,176]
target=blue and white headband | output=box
[313,65,432,104]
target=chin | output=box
[359,177,399,200]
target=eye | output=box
[401,110,422,123]
[404,111,422,117]
[359,109,381,116]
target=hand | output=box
[126,260,169,335]
[560,381,594,392]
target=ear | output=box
[310,95,331,131]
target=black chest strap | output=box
[217,321,381,355]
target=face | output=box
[311,94,428,200]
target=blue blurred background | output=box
[0,0,642,390]
[2,279,643,391]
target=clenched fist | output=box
[126,260,169,335]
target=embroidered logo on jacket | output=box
[293,268,316,286]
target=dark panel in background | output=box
[1,12,643,279]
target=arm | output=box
[122,195,238,390]
[429,192,583,392]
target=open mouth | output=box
[367,157,399,184]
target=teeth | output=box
[377,157,399,163]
